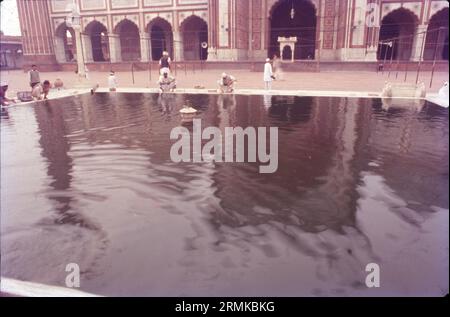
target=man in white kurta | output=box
[264,58,274,90]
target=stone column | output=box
[54,37,66,63]
[140,32,150,62]
[291,44,295,62]
[109,34,121,62]
[173,30,183,61]
[81,34,93,62]
[365,27,379,61]
[411,25,427,61]
[74,27,85,77]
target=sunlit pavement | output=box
[1,69,448,97]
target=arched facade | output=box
[180,15,208,61]
[269,0,317,60]
[17,0,450,69]
[424,8,449,61]
[147,17,173,61]
[114,19,141,62]
[377,8,418,61]
[54,23,75,63]
[84,20,109,62]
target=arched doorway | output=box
[85,21,109,62]
[148,18,173,61]
[115,19,141,61]
[180,16,208,61]
[424,8,449,61]
[377,8,418,61]
[269,0,317,60]
[55,24,75,63]
[282,45,292,61]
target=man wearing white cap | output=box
[263,58,274,91]
[0,81,15,106]
[217,72,236,94]
[158,70,176,93]
[159,51,172,76]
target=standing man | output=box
[264,58,274,91]
[159,51,172,75]
[29,64,41,90]
[108,71,118,92]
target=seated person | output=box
[0,83,16,106]
[217,73,236,94]
[158,71,176,93]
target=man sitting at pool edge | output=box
[158,71,176,93]
[217,73,236,94]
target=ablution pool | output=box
[1,93,448,296]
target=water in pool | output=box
[1,93,448,296]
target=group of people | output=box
[29,65,52,100]
[107,51,177,94]
[104,50,284,95]
[157,51,176,93]
[108,51,279,95]
[217,57,279,93]
[2,53,286,107]
[1,64,56,107]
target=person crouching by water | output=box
[31,80,51,100]
[0,82,16,107]
[31,83,43,100]
[42,80,51,99]
[158,71,176,93]
[159,51,172,76]
[217,73,236,94]
[108,71,118,92]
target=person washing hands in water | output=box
[217,73,236,94]
[0,82,16,106]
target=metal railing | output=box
[377,26,449,88]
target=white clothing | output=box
[108,75,117,89]
[160,67,171,75]
[264,62,273,82]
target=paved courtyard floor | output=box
[1,69,448,97]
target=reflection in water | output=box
[1,107,9,119]
[1,99,109,286]
[263,94,272,109]
[158,93,177,121]
[1,93,448,296]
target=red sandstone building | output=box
[16,0,449,70]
